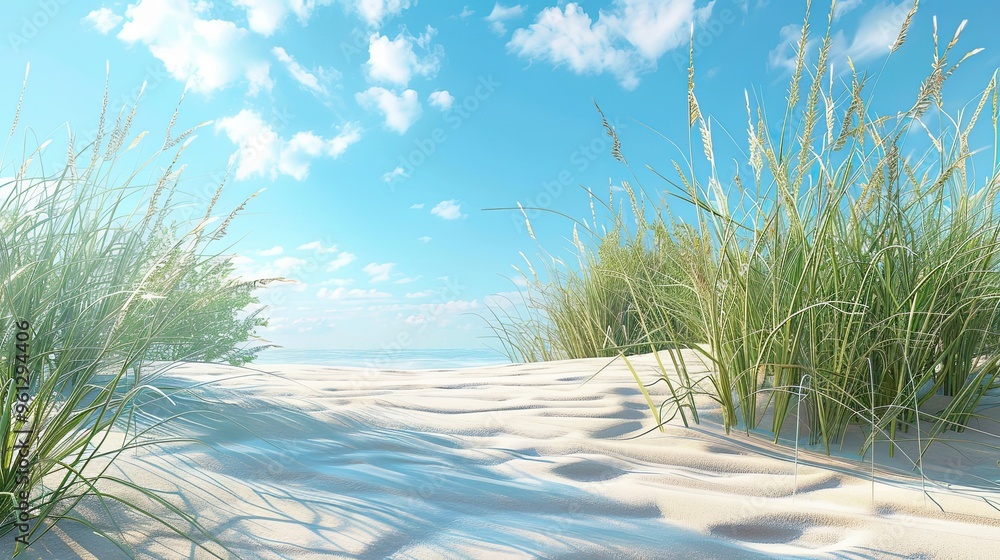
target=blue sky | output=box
[2,0,998,352]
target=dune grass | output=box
[493,0,1000,458]
[0,67,272,556]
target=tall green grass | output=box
[495,0,1000,457]
[0,68,271,556]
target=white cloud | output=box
[458,6,475,18]
[383,166,408,182]
[769,2,910,74]
[431,199,464,220]
[259,245,284,256]
[363,262,396,282]
[320,278,355,287]
[352,0,414,26]
[215,110,361,180]
[327,252,357,271]
[232,0,335,36]
[767,23,806,73]
[117,0,273,94]
[355,87,422,134]
[410,203,425,209]
[833,0,865,21]
[273,46,326,94]
[418,236,432,243]
[405,290,434,298]
[365,29,442,87]
[298,240,338,254]
[486,3,525,35]
[836,1,911,63]
[508,0,712,90]
[234,254,310,281]
[397,299,481,326]
[83,8,124,34]
[272,256,307,275]
[317,287,392,300]
[428,90,455,111]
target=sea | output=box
[253,347,514,370]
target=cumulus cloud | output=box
[365,28,442,87]
[418,236,432,243]
[117,0,274,94]
[363,262,396,282]
[508,0,712,89]
[83,7,124,34]
[355,87,422,133]
[486,3,525,35]
[231,0,335,36]
[431,200,464,220]
[428,90,455,111]
[215,110,361,180]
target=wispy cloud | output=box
[486,3,525,35]
[326,252,357,271]
[363,262,396,282]
[273,46,327,94]
[298,241,338,254]
[383,166,408,182]
[317,287,392,300]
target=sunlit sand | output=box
[20,351,1000,559]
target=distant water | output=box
[253,347,514,370]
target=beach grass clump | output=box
[498,0,1000,457]
[0,67,271,556]
[678,0,1000,455]
[490,190,706,363]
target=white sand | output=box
[13,350,1000,559]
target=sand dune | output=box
[16,350,1000,559]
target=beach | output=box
[14,350,1000,559]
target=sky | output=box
[1,0,999,352]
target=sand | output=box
[10,350,1000,559]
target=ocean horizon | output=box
[253,347,514,370]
